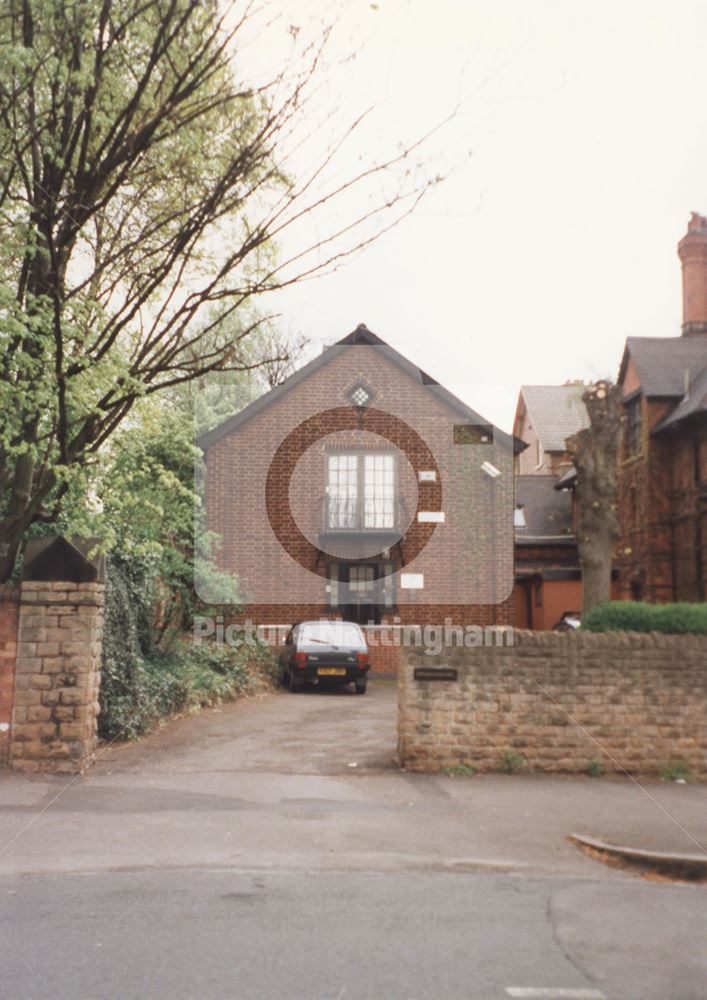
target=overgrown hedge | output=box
[99,557,277,740]
[582,600,707,634]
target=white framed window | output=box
[326,452,396,529]
[363,454,395,527]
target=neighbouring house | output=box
[513,475,581,630]
[615,213,707,602]
[511,384,589,627]
[198,325,518,666]
[513,383,588,476]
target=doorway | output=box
[335,562,386,624]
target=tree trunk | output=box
[566,381,622,617]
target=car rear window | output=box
[299,622,365,648]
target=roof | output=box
[619,336,707,397]
[514,475,575,543]
[653,362,707,432]
[519,385,589,453]
[198,324,516,452]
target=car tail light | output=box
[294,651,308,669]
[356,652,369,666]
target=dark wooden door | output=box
[338,563,383,624]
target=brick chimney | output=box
[678,212,707,336]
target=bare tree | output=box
[257,331,309,388]
[566,381,622,614]
[0,0,446,579]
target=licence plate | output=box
[318,668,347,677]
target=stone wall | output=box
[398,630,707,776]
[10,580,104,774]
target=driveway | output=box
[1,678,706,999]
[96,678,399,778]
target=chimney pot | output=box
[678,212,707,336]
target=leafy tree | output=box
[24,315,290,639]
[0,0,440,579]
[566,380,622,614]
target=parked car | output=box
[552,611,581,631]
[280,620,370,694]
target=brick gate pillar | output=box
[9,538,105,775]
[0,585,20,763]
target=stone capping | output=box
[398,628,707,776]
[21,535,105,584]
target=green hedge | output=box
[582,601,707,634]
[99,639,277,741]
[99,557,277,740]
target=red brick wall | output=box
[0,586,19,764]
[203,342,515,628]
[669,427,707,599]
[513,579,582,630]
[362,627,404,674]
[617,393,707,601]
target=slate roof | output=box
[514,475,575,543]
[619,336,707,397]
[653,363,707,432]
[519,385,589,453]
[198,324,517,452]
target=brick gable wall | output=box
[203,344,515,643]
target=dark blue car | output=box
[280,620,370,694]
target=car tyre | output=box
[289,671,303,693]
[355,680,367,695]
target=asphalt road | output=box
[2,869,705,1000]
[1,681,706,1000]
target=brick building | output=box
[511,385,588,627]
[199,325,517,637]
[513,384,588,476]
[616,213,707,602]
[513,475,582,629]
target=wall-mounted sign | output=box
[413,667,459,682]
[418,470,437,482]
[417,511,445,523]
[401,573,424,589]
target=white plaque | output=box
[417,511,445,523]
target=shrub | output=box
[499,750,524,774]
[445,764,476,777]
[99,558,276,740]
[99,638,276,741]
[582,601,707,634]
[586,758,604,777]
[659,760,691,782]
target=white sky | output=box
[256,0,707,431]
